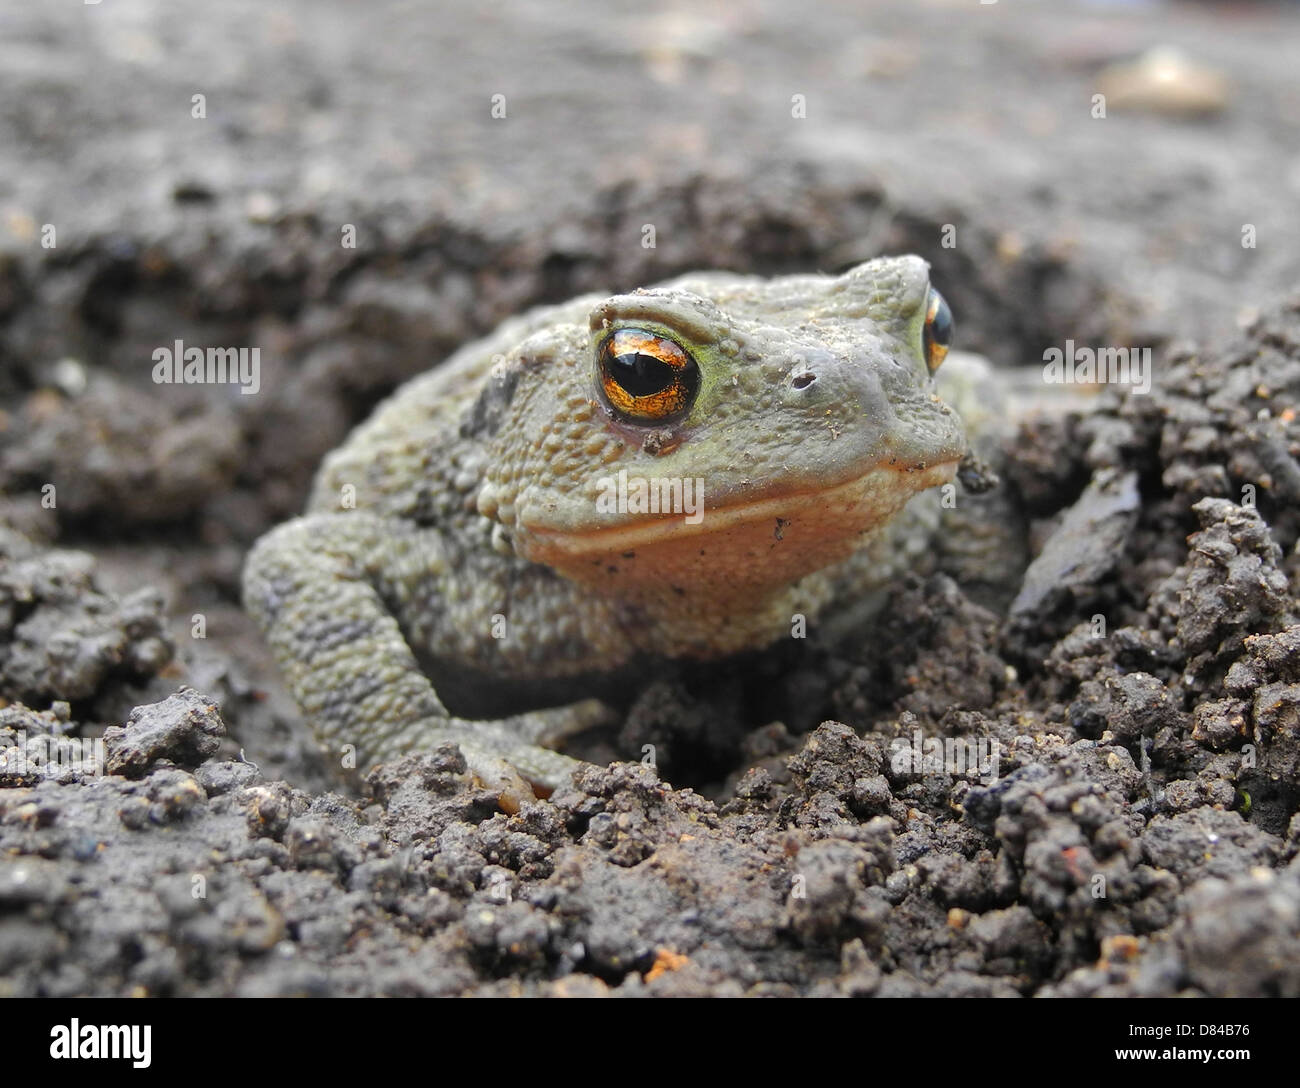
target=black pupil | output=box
[927,295,953,347]
[609,351,674,397]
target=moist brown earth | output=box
[1,0,1299,996]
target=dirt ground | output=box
[1,0,1299,996]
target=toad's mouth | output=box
[513,457,960,582]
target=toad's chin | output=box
[512,458,959,593]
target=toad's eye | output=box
[922,288,953,374]
[598,328,699,423]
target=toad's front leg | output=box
[242,512,595,808]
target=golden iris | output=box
[923,288,953,373]
[598,328,699,422]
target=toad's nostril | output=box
[791,372,816,389]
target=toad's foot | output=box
[403,719,579,812]
[243,513,610,810]
[399,700,612,809]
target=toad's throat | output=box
[514,459,960,588]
